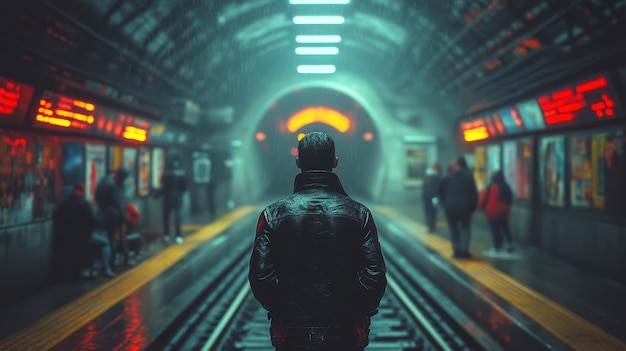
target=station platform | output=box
[0,204,624,350]
[377,205,626,351]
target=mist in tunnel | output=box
[251,87,381,202]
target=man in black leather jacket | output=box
[249,132,387,351]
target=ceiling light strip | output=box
[295,35,342,43]
[295,47,339,55]
[290,0,350,4]
[297,65,336,74]
[293,16,345,25]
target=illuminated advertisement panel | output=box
[540,136,565,207]
[498,107,524,134]
[137,147,150,196]
[0,77,34,126]
[516,100,545,130]
[34,90,151,143]
[461,74,624,143]
[34,91,96,130]
[85,144,106,202]
[95,107,150,143]
[538,76,622,126]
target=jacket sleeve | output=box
[356,209,387,316]
[248,210,279,311]
[468,174,479,212]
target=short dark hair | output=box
[298,132,335,171]
[115,167,129,180]
[457,156,468,169]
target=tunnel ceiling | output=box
[1,0,625,125]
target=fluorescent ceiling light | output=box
[296,35,342,43]
[290,0,350,4]
[293,16,345,25]
[297,65,336,74]
[295,47,339,55]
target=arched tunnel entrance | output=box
[252,87,381,202]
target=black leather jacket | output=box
[249,171,387,332]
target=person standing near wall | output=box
[439,157,479,259]
[478,170,514,253]
[156,159,187,244]
[422,162,442,234]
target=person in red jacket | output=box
[477,170,514,253]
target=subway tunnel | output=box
[0,1,626,350]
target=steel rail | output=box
[200,283,250,351]
[387,274,454,351]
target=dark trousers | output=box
[445,211,473,256]
[423,201,438,232]
[488,218,513,249]
[163,203,181,238]
[90,231,112,271]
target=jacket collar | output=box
[293,171,348,196]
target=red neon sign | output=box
[0,76,34,126]
[538,76,620,125]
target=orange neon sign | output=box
[35,93,96,129]
[123,125,147,142]
[461,118,490,142]
[286,106,351,133]
[463,127,489,142]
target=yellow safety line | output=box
[0,206,256,351]
[181,224,202,231]
[376,206,626,351]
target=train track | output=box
[150,236,486,351]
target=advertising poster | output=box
[152,148,164,189]
[473,146,487,190]
[517,139,533,199]
[193,151,211,184]
[540,136,565,206]
[516,100,545,131]
[486,144,501,179]
[591,133,606,208]
[502,141,518,197]
[570,136,592,207]
[85,144,106,202]
[61,142,85,199]
[404,143,430,188]
[122,148,137,198]
[498,107,523,134]
[138,147,150,197]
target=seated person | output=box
[52,183,116,280]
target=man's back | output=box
[249,131,386,350]
[162,168,187,205]
[440,169,478,214]
[250,171,386,348]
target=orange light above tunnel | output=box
[287,106,351,133]
[256,132,267,141]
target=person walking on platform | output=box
[95,167,130,267]
[478,170,514,253]
[156,159,187,244]
[249,132,387,351]
[52,183,116,281]
[439,157,479,259]
[422,162,442,233]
